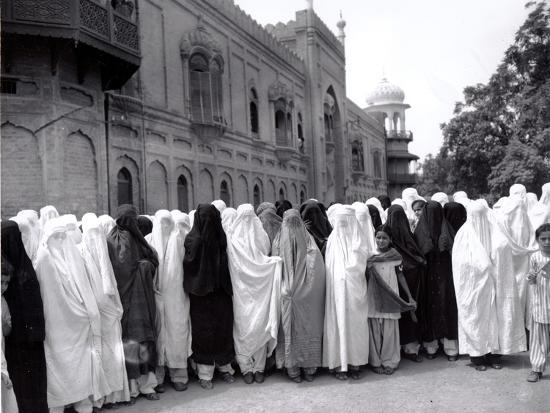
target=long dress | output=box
[300,200,332,257]
[226,204,281,374]
[272,209,326,373]
[183,204,234,366]
[1,221,48,413]
[323,206,370,371]
[80,213,129,404]
[35,218,110,409]
[452,201,500,357]
[148,210,191,379]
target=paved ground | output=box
[115,353,548,413]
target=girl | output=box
[526,223,550,383]
[367,225,416,375]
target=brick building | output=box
[1,0,392,218]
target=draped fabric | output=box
[107,205,158,380]
[300,200,332,257]
[351,202,377,257]
[13,210,40,264]
[431,192,449,207]
[326,204,342,227]
[137,216,153,237]
[183,204,232,297]
[272,209,326,370]
[402,188,421,222]
[9,216,35,265]
[366,198,386,224]
[35,218,110,408]
[226,204,282,367]
[39,205,59,231]
[385,205,426,345]
[256,202,276,216]
[378,195,391,211]
[452,201,500,356]
[276,200,293,218]
[183,204,234,365]
[212,199,227,213]
[439,202,467,253]
[257,207,282,247]
[366,249,416,315]
[149,210,191,370]
[221,208,238,234]
[413,201,458,342]
[1,221,47,413]
[323,206,370,370]
[80,213,129,404]
[452,191,470,208]
[540,183,550,206]
[189,210,196,228]
[367,204,382,230]
[98,215,116,237]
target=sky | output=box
[233,0,530,161]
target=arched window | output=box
[324,113,332,142]
[117,167,133,206]
[275,109,286,146]
[351,141,364,172]
[300,190,305,204]
[250,88,259,134]
[177,175,189,212]
[189,53,223,124]
[373,151,382,178]
[253,184,261,208]
[279,187,285,201]
[286,113,292,145]
[220,180,231,206]
[297,112,304,153]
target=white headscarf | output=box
[188,210,196,229]
[221,207,237,234]
[540,183,550,206]
[226,204,282,361]
[326,203,342,227]
[351,202,376,256]
[391,198,407,211]
[509,183,527,199]
[97,215,116,237]
[366,197,387,224]
[431,192,449,207]
[16,210,40,261]
[528,184,550,230]
[171,210,191,237]
[10,215,36,263]
[402,188,421,221]
[452,191,470,208]
[59,214,82,245]
[212,199,227,213]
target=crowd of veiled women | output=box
[1,182,549,412]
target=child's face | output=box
[537,231,550,254]
[413,204,423,218]
[375,231,391,250]
[1,274,10,294]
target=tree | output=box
[425,1,550,199]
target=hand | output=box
[527,272,537,284]
[410,311,418,323]
[1,372,12,389]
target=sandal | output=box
[199,379,213,390]
[335,372,348,380]
[370,366,385,375]
[384,367,395,375]
[350,371,361,380]
[144,393,159,401]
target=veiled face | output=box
[47,231,66,250]
[160,217,173,235]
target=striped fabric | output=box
[530,322,549,373]
[529,251,550,324]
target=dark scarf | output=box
[366,248,416,314]
[378,194,391,211]
[300,200,332,256]
[413,201,444,256]
[276,200,293,218]
[137,215,153,237]
[385,205,426,270]
[439,202,467,253]
[367,204,383,230]
[183,204,232,296]
[1,221,45,343]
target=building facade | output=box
[1,0,390,218]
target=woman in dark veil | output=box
[413,201,459,361]
[276,200,293,218]
[385,205,426,362]
[1,221,48,412]
[256,202,282,246]
[300,200,332,257]
[367,204,383,230]
[183,204,235,390]
[107,204,160,402]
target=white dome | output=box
[366,78,405,105]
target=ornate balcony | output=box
[1,0,140,88]
[387,130,413,141]
[190,114,226,142]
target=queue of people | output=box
[1,182,549,412]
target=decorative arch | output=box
[237,174,249,206]
[114,154,140,210]
[219,172,233,206]
[175,164,193,212]
[279,181,288,201]
[300,185,307,204]
[1,122,44,217]
[198,168,214,204]
[267,179,277,202]
[291,183,298,205]
[117,167,133,206]
[63,131,98,216]
[147,160,169,213]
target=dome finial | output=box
[306,0,313,10]
[337,10,346,45]
[366,77,406,105]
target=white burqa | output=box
[80,213,130,404]
[327,203,342,227]
[431,192,449,207]
[366,198,387,224]
[453,191,471,208]
[528,186,550,230]
[351,202,377,256]
[35,218,110,409]
[15,209,41,263]
[148,210,192,369]
[10,215,36,264]
[452,201,499,357]
[221,208,238,234]
[323,206,370,370]
[97,215,116,237]
[212,199,227,213]
[226,204,282,370]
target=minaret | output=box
[306,0,313,10]
[337,11,346,45]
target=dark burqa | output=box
[137,215,153,237]
[272,209,325,370]
[385,206,426,345]
[413,201,458,342]
[276,200,293,218]
[183,204,234,365]
[256,202,282,245]
[367,204,383,230]
[300,200,332,257]
[378,194,391,211]
[439,202,467,253]
[1,221,48,413]
[107,204,159,379]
